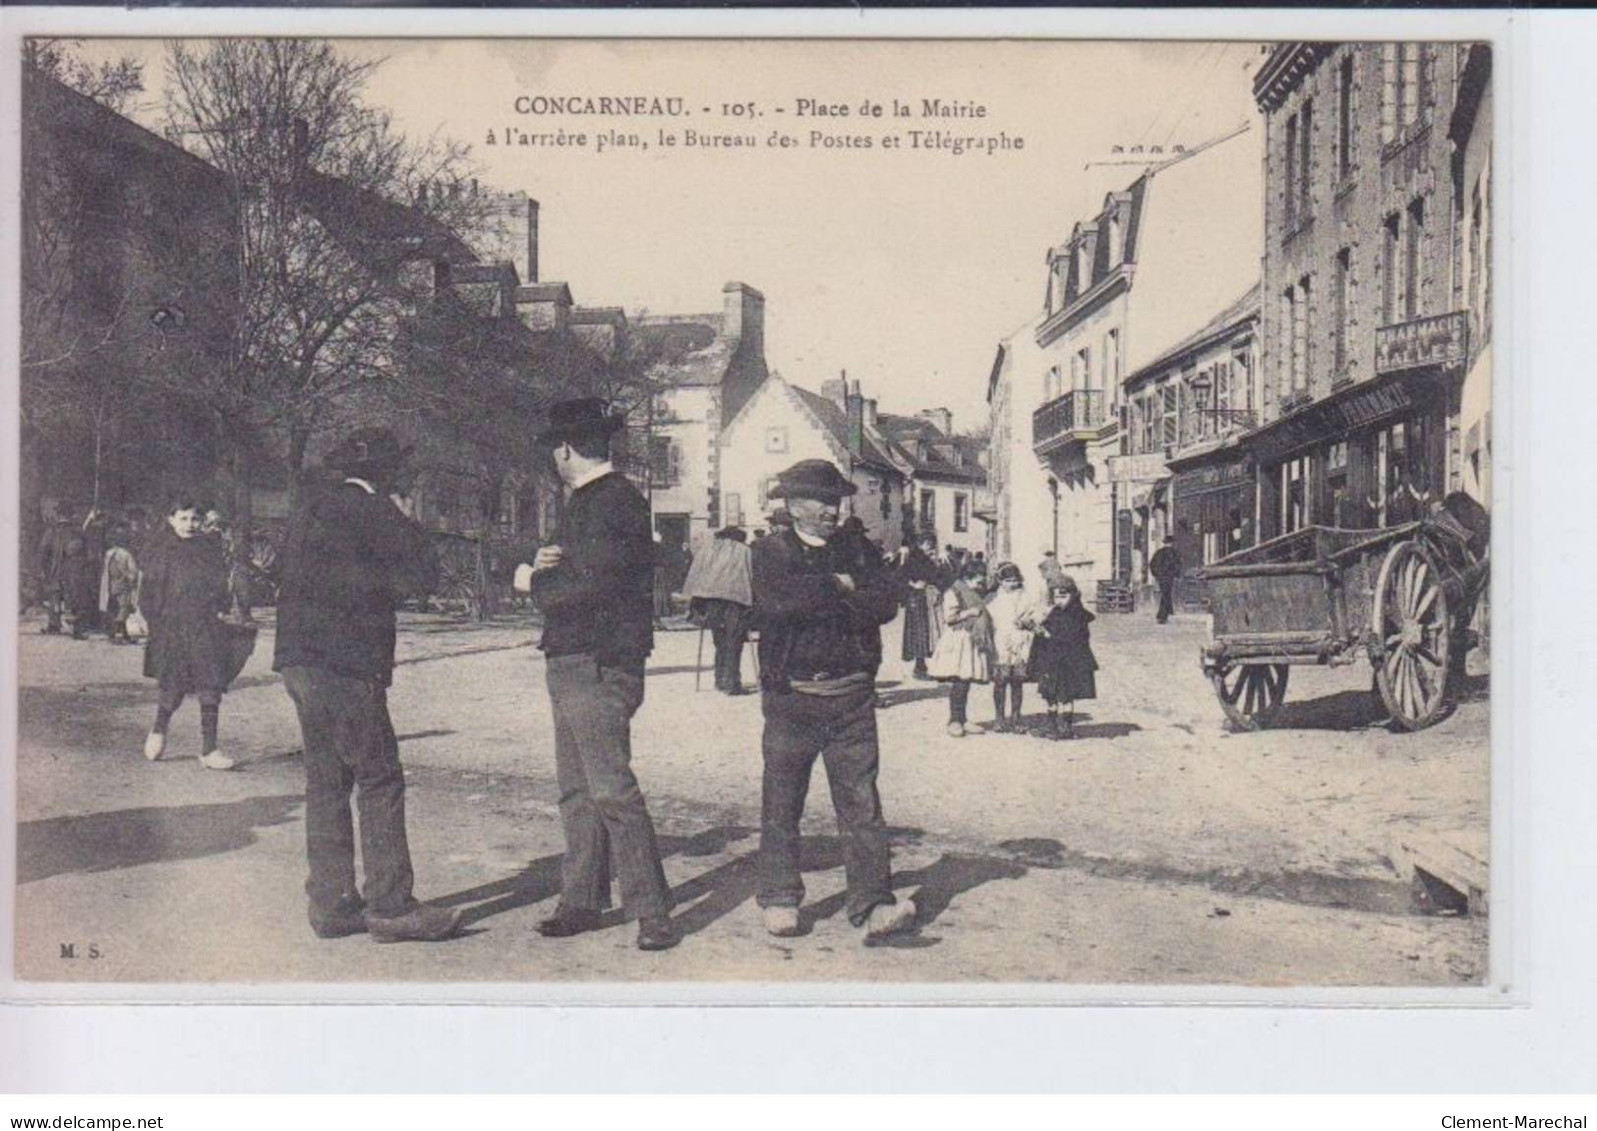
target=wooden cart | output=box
[1197,508,1488,732]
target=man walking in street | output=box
[1150,535,1183,625]
[751,458,916,944]
[274,427,461,944]
[516,398,679,952]
[684,524,755,695]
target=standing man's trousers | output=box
[546,653,671,920]
[757,682,895,925]
[282,665,417,923]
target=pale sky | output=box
[82,37,1264,430]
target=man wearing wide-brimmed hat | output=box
[514,397,678,952]
[749,458,916,943]
[274,426,460,944]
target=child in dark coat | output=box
[1028,576,1098,738]
[139,497,243,770]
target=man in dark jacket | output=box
[1150,535,1182,625]
[273,427,459,944]
[751,459,915,944]
[517,398,677,952]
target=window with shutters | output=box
[1279,288,1296,400]
[919,489,936,531]
[954,493,969,533]
[1381,43,1428,154]
[1284,111,1300,229]
[648,436,680,487]
[1161,385,1178,448]
[1404,196,1425,321]
[1334,247,1352,377]
[1337,55,1355,182]
[1289,276,1311,394]
[1297,98,1313,221]
[1382,213,1401,324]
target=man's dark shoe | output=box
[537,907,603,939]
[366,903,461,943]
[309,904,368,940]
[636,915,680,952]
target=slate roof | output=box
[876,413,988,485]
[1122,284,1261,391]
[787,385,901,473]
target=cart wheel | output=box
[1213,663,1289,731]
[1373,540,1451,731]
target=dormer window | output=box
[1106,211,1123,267]
[1076,241,1091,291]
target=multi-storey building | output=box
[876,409,989,555]
[1450,43,1493,509]
[1020,124,1263,593]
[1247,42,1487,540]
[636,283,770,559]
[985,315,1054,573]
[1116,286,1261,602]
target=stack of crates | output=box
[1095,578,1136,614]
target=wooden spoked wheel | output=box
[1373,540,1451,731]
[1213,663,1290,731]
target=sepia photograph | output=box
[8,33,1495,991]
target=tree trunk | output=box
[285,423,311,513]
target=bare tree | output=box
[23,39,144,114]
[160,38,493,512]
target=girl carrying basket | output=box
[928,558,996,738]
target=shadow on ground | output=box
[18,793,303,884]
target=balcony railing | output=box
[1032,388,1108,452]
[1375,310,1469,376]
[1178,407,1259,449]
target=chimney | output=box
[526,198,540,284]
[918,407,953,436]
[821,373,848,408]
[864,397,878,431]
[846,380,865,457]
[722,282,765,358]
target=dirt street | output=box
[12,606,1488,987]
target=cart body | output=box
[1196,509,1487,731]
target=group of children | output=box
[926,558,1099,739]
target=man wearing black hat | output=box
[274,427,460,943]
[1149,534,1183,625]
[515,398,678,952]
[750,458,916,943]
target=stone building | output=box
[875,409,990,555]
[1117,286,1262,605]
[20,70,240,526]
[1015,123,1264,593]
[1450,44,1493,510]
[634,283,771,558]
[718,374,908,550]
[1247,42,1486,540]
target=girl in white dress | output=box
[983,562,1036,731]
[928,558,995,737]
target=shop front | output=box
[1251,314,1467,542]
[1167,446,1256,608]
[1107,450,1170,588]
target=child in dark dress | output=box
[139,497,240,770]
[1028,576,1098,738]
